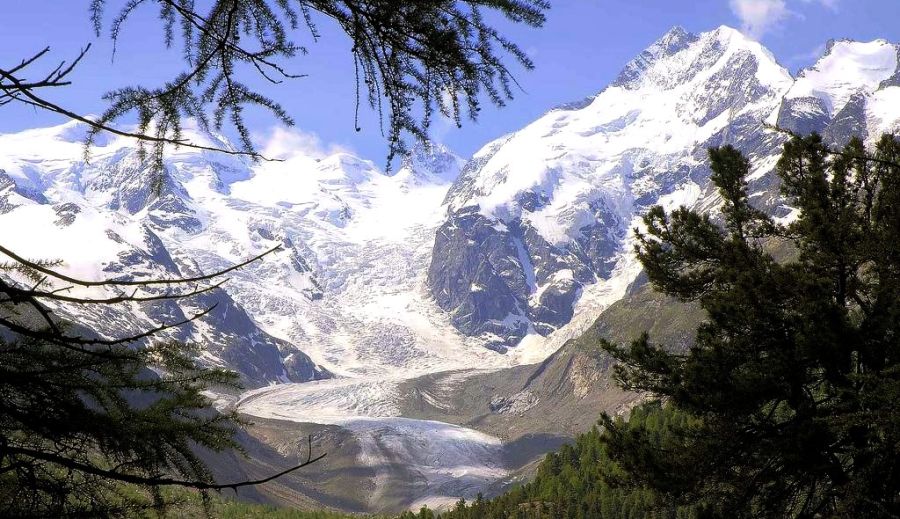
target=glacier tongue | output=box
[235,377,507,510]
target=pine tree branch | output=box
[0,46,282,161]
[0,244,280,288]
[1,304,217,349]
[764,123,900,169]
[14,279,228,305]
[1,435,326,491]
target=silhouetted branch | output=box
[0,46,280,161]
[2,438,326,491]
[0,244,280,287]
[764,123,900,169]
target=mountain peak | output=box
[711,24,746,41]
[612,24,790,92]
[659,25,695,47]
[787,38,898,115]
[397,140,464,184]
[612,26,699,88]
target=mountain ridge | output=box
[427,25,900,351]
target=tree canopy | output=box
[603,134,900,517]
[1,0,549,169]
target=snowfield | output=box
[786,39,897,115]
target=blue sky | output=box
[2,1,900,161]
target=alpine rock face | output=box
[427,26,900,350]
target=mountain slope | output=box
[0,123,504,385]
[427,26,900,351]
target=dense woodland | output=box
[404,403,697,519]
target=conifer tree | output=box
[0,246,329,517]
[602,134,900,517]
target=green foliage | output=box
[407,402,698,519]
[210,506,358,519]
[0,329,243,517]
[604,135,900,517]
[203,498,364,519]
[84,0,549,169]
[128,487,368,518]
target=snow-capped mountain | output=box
[427,26,900,350]
[776,38,900,143]
[7,28,898,378]
[0,122,525,386]
[3,25,900,512]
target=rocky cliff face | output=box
[428,26,793,350]
[428,27,900,351]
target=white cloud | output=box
[253,126,352,160]
[730,0,790,39]
[730,0,839,39]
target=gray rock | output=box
[776,96,830,136]
[53,202,81,226]
[428,208,529,345]
[824,92,868,147]
[528,276,582,336]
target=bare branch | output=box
[2,442,326,491]
[0,244,280,288]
